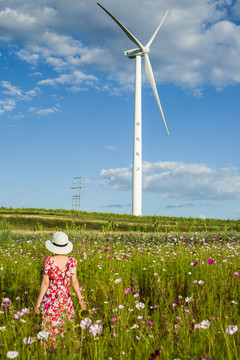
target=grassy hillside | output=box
[0,207,239,233]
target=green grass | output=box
[0,207,239,233]
[0,230,240,359]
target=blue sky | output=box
[0,0,240,219]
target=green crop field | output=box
[0,208,240,359]
[0,207,239,233]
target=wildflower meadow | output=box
[0,230,239,359]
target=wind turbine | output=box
[97,3,169,216]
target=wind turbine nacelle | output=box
[124,48,143,58]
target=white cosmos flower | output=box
[198,280,205,285]
[185,297,193,303]
[114,278,122,284]
[131,324,139,329]
[225,325,238,335]
[200,320,210,329]
[23,337,34,345]
[80,317,92,329]
[89,323,103,337]
[6,351,19,359]
[37,330,49,340]
[136,302,145,310]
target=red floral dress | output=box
[42,256,78,343]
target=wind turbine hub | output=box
[124,46,150,59]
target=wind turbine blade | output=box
[144,54,169,135]
[146,9,169,49]
[97,3,144,50]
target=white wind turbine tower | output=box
[98,3,169,216]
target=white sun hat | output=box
[45,232,73,254]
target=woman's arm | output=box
[34,274,50,314]
[71,267,87,309]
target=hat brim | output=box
[45,239,73,255]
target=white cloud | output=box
[100,166,132,190]
[24,87,41,98]
[164,203,208,209]
[105,145,118,151]
[66,85,88,92]
[30,105,60,116]
[100,161,240,201]
[0,81,41,113]
[0,98,16,113]
[38,70,97,87]
[0,7,37,38]
[1,81,40,100]
[102,203,131,208]
[12,112,25,119]
[1,81,22,96]
[16,49,39,64]
[0,0,239,91]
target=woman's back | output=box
[52,255,69,271]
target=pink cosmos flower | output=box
[111,317,118,322]
[146,321,153,328]
[125,288,131,294]
[21,308,30,315]
[2,298,12,307]
[43,303,51,310]
[207,258,214,265]
[195,323,202,329]
[191,261,198,267]
[172,301,181,308]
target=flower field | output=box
[0,230,240,359]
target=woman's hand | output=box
[34,305,40,314]
[79,300,87,309]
